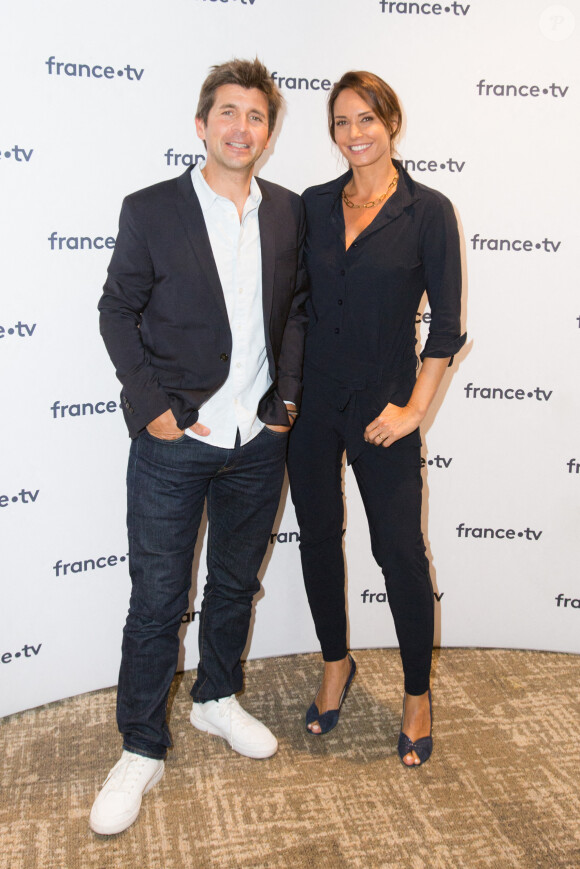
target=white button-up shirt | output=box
[186,161,270,448]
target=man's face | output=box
[196,84,272,175]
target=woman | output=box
[287,71,465,766]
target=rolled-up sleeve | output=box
[419,193,466,363]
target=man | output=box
[90,59,307,836]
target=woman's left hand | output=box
[364,403,423,448]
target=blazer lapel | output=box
[257,179,275,328]
[175,168,228,320]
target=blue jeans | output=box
[116,426,288,760]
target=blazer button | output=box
[220,353,229,362]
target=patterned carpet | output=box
[1,649,579,869]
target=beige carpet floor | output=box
[1,648,579,869]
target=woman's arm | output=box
[364,356,450,447]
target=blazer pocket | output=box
[274,250,298,295]
[275,247,298,261]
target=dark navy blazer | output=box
[98,167,308,438]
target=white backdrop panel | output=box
[1,0,578,717]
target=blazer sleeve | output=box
[98,196,172,431]
[275,198,309,409]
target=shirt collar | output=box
[324,161,422,243]
[313,160,420,212]
[191,158,262,215]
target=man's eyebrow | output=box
[217,102,266,119]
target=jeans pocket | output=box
[144,430,189,445]
[261,425,290,439]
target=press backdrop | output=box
[2,0,579,717]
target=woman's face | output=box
[332,88,392,169]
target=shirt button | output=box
[239,288,243,294]
[340,269,345,276]
[334,328,340,334]
[236,362,242,368]
[352,243,358,248]
[220,353,229,362]
[337,299,343,305]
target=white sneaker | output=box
[190,695,278,759]
[89,750,164,835]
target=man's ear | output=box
[195,115,206,144]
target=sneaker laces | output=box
[216,695,237,719]
[102,754,150,793]
[215,695,254,732]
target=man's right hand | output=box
[146,409,211,440]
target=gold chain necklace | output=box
[342,171,399,209]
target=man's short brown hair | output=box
[196,58,283,135]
